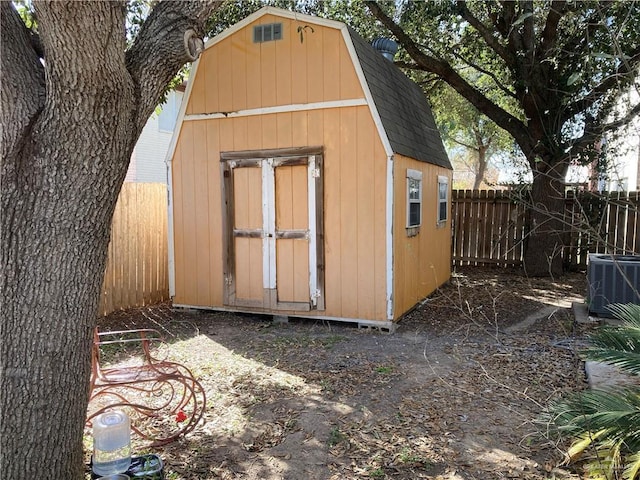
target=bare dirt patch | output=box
[93,267,591,479]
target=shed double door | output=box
[221,148,324,312]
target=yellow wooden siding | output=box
[172,105,388,321]
[233,167,264,302]
[275,165,310,303]
[206,122,224,305]
[185,16,364,115]
[392,155,452,319]
[173,18,451,322]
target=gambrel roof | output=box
[192,7,451,170]
[347,27,451,169]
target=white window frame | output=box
[437,175,449,226]
[406,169,423,234]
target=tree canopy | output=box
[366,0,640,275]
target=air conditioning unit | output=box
[587,254,640,317]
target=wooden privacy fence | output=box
[564,190,640,268]
[100,183,169,315]
[452,189,640,268]
[452,190,526,267]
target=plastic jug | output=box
[92,410,132,476]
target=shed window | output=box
[437,175,449,226]
[406,169,422,235]
[253,23,283,43]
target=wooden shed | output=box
[167,7,453,331]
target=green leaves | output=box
[567,72,582,86]
[543,303,640,479]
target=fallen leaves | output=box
[93,267,588,479]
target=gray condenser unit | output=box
[587,254,640,317]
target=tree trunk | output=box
[2,1,222,476]
[1,45,136,480]
[2,3,134,478]
[2,138,135,478]
[473,143,489,190]
[522,158,568,277]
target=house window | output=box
[253,23,283,43]
[437,175,449,225]
[406,169,422,236]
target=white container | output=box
[92,410,132,476]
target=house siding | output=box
[173,106,388,321]
[392,154,452,319]
[170,7,452,324]
[126,91,183,183]
[185,14,364,116]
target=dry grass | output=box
[89,267,591,479]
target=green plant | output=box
[398,447,432,466]
[321,334,346,349]
[542,303,640,479]
[328,427,346,447]
[368,467,385,478]
[375,365,393,374]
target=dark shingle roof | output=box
[347,27,452,170]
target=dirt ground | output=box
[93,267,593,479]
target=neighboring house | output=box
[166,7,453,329]
[566,88,640,192]
[605,89,640,192]
[125,88,184,183]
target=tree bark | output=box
[1,2,222,478]
[522,157,569,277]
[2,3,135,478]
[472,146,487,190]
[472,129,489,190]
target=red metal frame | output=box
[87,328,206,446]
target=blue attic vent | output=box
[254,23,283,43]
[371,38,399,61]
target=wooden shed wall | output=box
[392,154,452,319]
[173,18,392,321]
[186,14,363,115]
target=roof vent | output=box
[371,38,399,61]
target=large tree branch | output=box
[569,101,640,158]
[598,101,640,135]
[502,1,524,54]
[448,136,481,152]
[539,1,568,57]
[126,0,224,132]
[366,1,531,152]
[521,1,535,54]
[449,49,518,99]
[1,2,45,162]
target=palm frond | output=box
[623,451,640,480]
[584,304,640,374]
[606,304,640,326]
[585,347,640,375]
[589,327,640,351]
[547,389,640,451]
[544,303,640,478]
[567,430,604,461]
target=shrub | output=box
[543,304,640,479]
